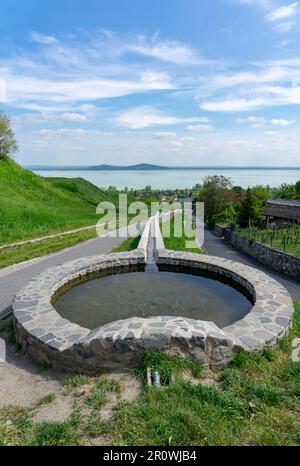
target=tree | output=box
[295,180,300,199]
[237,187,262,227]
[275,183,296,200]
[214,203,237,227]
[0,112,18,160]
[197,175,232,227]
[232,185,244,194]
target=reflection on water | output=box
[54,271,252,329]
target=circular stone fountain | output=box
[12,215,294,373]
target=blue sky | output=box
[1,0,300,166]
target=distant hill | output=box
[0,159,131,244]
[27,163,300,171]
[87,163,167,171]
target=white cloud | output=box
[115,107,179,129]
[2,71,174,105]
[14,112,88,125]
[30,32,58,45]
[186,124,215,132]
[127,36,200,65]
[60,113,87,122]
[238,115,268,126]
[270,118,296,125]
[201,98,268,112]
[208,67,293,89]
[265,2,298,21]
[273,21,296,32]
[153,131,178,139]
[200,77,300,112]
[114,107,210,129]
[238,115,296,126]
[237,1,298,32]
[168,140,183,147]
[179,136,195,141]
[37,128,113,137]
[184,117,211,123]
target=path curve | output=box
[0,231,127,318]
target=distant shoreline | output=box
[27,164,300,171]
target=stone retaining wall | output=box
[214,224,226,237]
[225,229,300,279]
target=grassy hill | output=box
[0,159,129,245]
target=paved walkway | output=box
[203,227,300,301]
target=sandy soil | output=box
[0,324,141,428]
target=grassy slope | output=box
[0,159,131,245]
[0,229,97,269]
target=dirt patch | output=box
[0,324,142,427]
[0,329,73,421]
[100,373,142,421]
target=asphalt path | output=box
[0,232,126,318]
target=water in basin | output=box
[54,271,252,329]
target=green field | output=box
[0,159,133,245]
[0,229,98,269]
[161,217,203,254]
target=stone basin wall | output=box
[12,216,294,374]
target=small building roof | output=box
[266,199,300,208]
[264,198,300,221]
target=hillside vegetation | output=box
[0,159,129,245]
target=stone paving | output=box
[12,215,294,373]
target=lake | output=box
[34,168,300,189]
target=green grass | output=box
[0,228,97,269]
[0,404,81,446]
[110,303,300,446]
[112,235,141,252]
[85,377,121,410]
[160,218,202,254]
[36,393,56,407]
[0,159,134,245]
[62,374,93,389]
[135,351,203,386]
